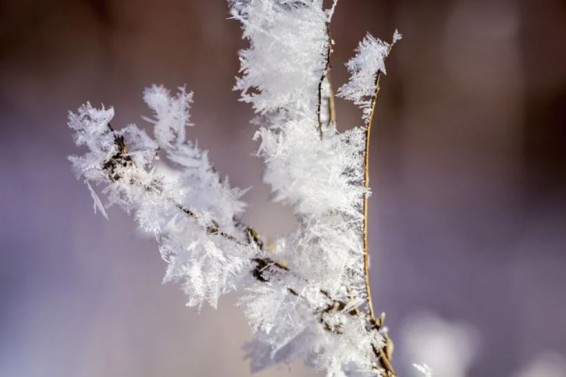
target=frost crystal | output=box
[414,364,433,377]
[143,84,193,148]
[232,0,329,121]
[69,1,402,376]
[338,31,401,122]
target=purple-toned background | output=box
[1,1,565,376]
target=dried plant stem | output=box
[362,72,399,377]
[327,71,336,125]
[362,39,397,325]
[362,71,382,323]
[317,24,335,138]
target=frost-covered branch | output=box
[69,91,394,375]
[69,1,405,376]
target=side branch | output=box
[362,71,383,323]
[361,36,398,327]
[363,70,398,377]
[360,38,399,376]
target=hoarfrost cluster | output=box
[69,1,404,376]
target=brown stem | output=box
[316,23,334,139]
[327,70,336,125]
[361,40,399,376]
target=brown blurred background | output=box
[0,1,565,376]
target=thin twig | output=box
[362,71,383,323]
[316,23,334,139]
[360,43,399,376]
[326,70,336,125]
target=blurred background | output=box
[1,0,565,376]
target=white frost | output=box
[338,31,401,122]
[86,182,108,220]
[143,84,193,149]
[413,363,433,377]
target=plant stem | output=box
[362,71,382,323]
